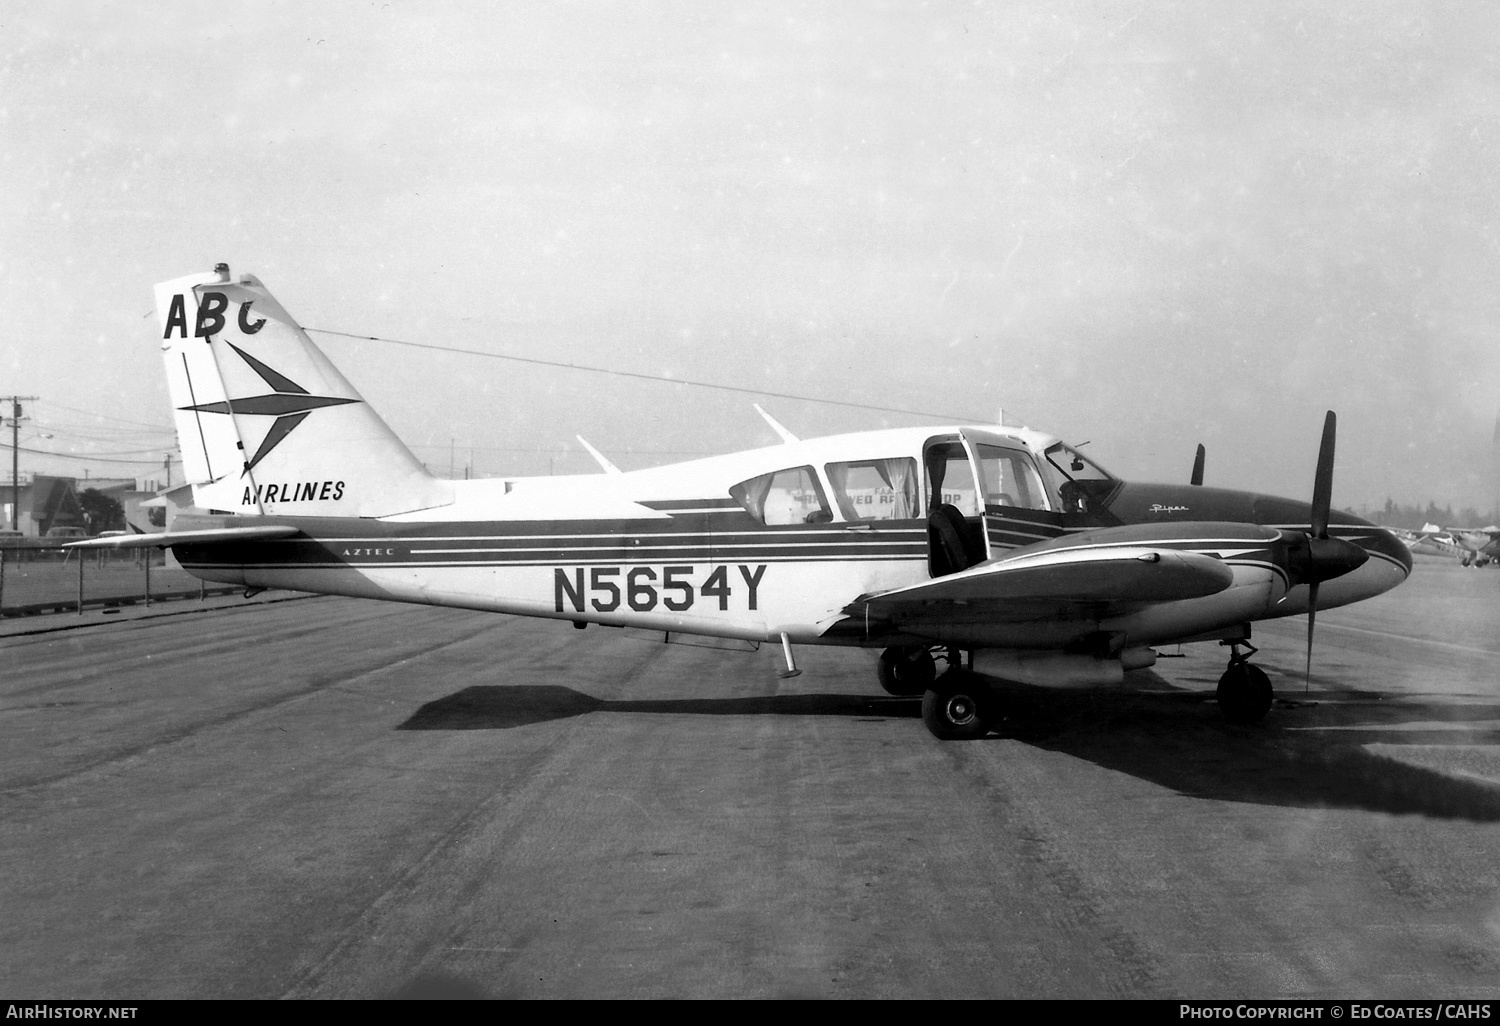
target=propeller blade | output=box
[1301,413,1339,693]
[1190,444,1206,486]
[1305,580,1319,692]
[1310,411,1336,539]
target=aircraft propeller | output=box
[1190,444,1206,486]
[1296,411,1367,688]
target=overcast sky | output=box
[4,2,1499,513]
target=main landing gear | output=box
[884,640,1274,735]
[876,645,938,697]
[1217,641,1273,724]
[879,646,997,740]
[921,670,996,740]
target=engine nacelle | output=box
[971,646,1157,689]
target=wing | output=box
[847,537,1236,627]
[64,525,301,549]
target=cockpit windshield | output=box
[1042,443,1121,515]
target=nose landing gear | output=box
[1217,641,1273,724]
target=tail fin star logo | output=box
[179,343,359,475]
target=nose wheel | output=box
[1217,642,1272,724]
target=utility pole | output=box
[4,396,39,532]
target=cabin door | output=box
[957,428,1065,561]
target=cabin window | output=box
[730,466,833,525]
[973,445,1050,511]
[825,458,919,521]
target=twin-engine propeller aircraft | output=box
[73,266,1412,739]
[1413,522,1500,567]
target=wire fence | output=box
[0,544,244,618]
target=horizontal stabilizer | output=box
[64,525,301,550]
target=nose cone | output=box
[1308,527,1409,610]
[1358,521,1414,579]
[1105,482,1411,605]
[1269,502,1412,609]
[1235,492,1411,582]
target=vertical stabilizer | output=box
[157,266,453,517]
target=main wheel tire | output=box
[877,646,937,697]
[1217,663,1273,724]
[921,673,993,740]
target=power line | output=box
[2,440,178,457]
[0,442,177,466]
[36,398,175,432]
[32,423,177,444]
[306,326,985,423]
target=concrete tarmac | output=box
[2,558,1499,999]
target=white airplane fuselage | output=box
[173,424,1412,655]
[116,266,1410,715]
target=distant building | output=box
[1,476,86,538]
[80,477,137,492]
[79,479,165,536]
[1,476,183,540]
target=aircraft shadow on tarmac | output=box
[1001,670,1500,823]
[398,680,1500,822]
[398,684,920,732]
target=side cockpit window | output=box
[1042,443,1120,515]
[973,445,1050,511]
[825,458,920,521]
[730,466,833,525]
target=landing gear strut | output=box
[1217,641,1272,724]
